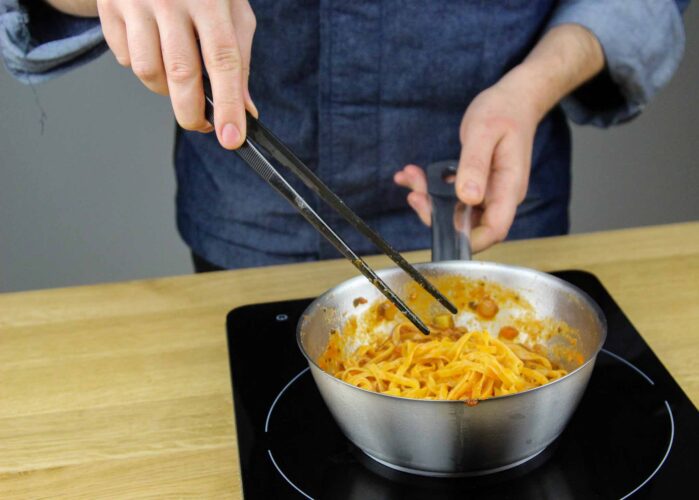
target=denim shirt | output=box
[1,0,688,268]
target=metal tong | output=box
[202,76,456,334]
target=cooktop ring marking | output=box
[619,400,675,500]
[599,350,674,499]
[267,449,314,500]
[265,367,310,433]
[265,352,674,499]
[601,348,655,385]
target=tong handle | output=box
[201,75,455,314]
[241,114,457,315]
[202,78,455,315]
[201,76,430,334]
[239,141,430,334]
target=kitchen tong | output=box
[202,76,456,334]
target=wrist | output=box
[494,63,555,123]
[495,24,605,122]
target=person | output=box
[0,1,689,273]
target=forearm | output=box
[498,24,605,122]
[45,0,98,17]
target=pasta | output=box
[318,319,568,401]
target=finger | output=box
[98,2,130,67]
[407,192,432,226]
[230,0,258,117]
[193,5,246,149]
[394,170,408,187]
[157,11,209,132]
[393,164,428,193]
[470,139,528,252]
[470,201,517,253]
[124,8,168,96]
[244,85,258,118]
[403,164,428,193]
[455,120,502,206]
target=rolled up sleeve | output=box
[547,0,688,127]
[0,0,106,84]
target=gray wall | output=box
[569,3,699,232]
[1,6,697,293]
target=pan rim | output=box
[296,260,607,404]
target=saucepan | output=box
[297,161,606,476]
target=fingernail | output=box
[462,180,480,200]
[221,123,240,148]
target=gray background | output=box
[1,6,697,293]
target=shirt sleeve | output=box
[0,0,106,84]
[546,0,688,127]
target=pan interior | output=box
[299,261,606,381]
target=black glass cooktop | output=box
[226,271,698,499]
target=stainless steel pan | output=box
[297,162,606,476]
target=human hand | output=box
[97,0,257,149]
[394,25,604,253]
[394,77,539,252]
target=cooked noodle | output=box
[318,321,568,401]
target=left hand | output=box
[395,25,604,253]
[394,77,539,252]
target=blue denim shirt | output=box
[1,0,688,268]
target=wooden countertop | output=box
[1,222,697,498]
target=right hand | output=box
[394,79,539,253]
[97,0,257,149]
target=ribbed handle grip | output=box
[235,142,276,182]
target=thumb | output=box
[455,123,500,206]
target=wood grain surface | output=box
[1,222,697,498]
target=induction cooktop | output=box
[226,271,698,499]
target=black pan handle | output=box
[427,160,472,262]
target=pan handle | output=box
[427,160,472,262]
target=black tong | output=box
[202,76,456,334]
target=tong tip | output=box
[441,298,458,314]
[412,317,431,335]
